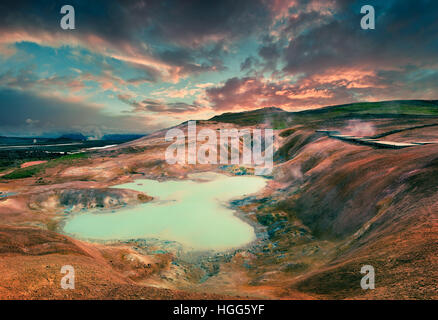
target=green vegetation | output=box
[210,100,438,127]
[0,150,61,173]
[1,153,88,180]
[44,152,88,167]
[279,128,297,137]
[1,165,43,179]
[209,107,286,125]
[270,118,290,130]
[0,159,15,172]
[293,100,438,122]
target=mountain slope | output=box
[0,100,437,299]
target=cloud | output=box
[0,0,437,135]
[0,88,158,136]
[117,94,205,115]
[205,65,438,112]
[0,65,89,96]
[0,0,277,83]
[280,1,438,75]
[206,0,438,111]
[125,0,273,47]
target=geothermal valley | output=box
[0,100,437,299]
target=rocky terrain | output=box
[0,100,437,299]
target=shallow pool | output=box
[63,172,267,251]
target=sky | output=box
[0,0,437,137]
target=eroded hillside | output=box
[0,100,437,299]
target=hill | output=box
[0,99,437,299]
[209,100,438,128]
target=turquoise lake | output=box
[63,172,267,251]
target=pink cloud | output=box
[0,28,194,83]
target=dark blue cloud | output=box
[0,88,157,135]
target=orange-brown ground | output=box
[0,107,437,300]
[20,161,48,168]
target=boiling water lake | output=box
[63,172,267,251]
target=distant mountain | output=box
[54,133,146,142]
[102,134,146,141]
[0,133,147,147]
[57,133,87,141]
[0,136,52,146]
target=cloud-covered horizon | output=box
[0,0,437,135]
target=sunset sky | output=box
[0,0,437,136]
